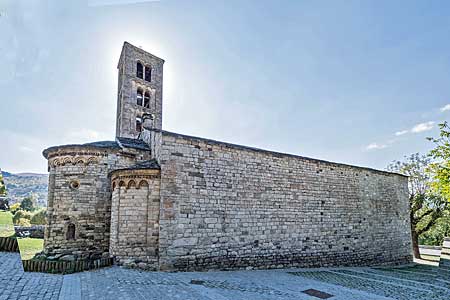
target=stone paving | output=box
[1,252,449,300]
[0,253,62,300]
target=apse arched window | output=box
[136,88,143,106]
[144,91,150,108]
[66,223,75,240]
[136,117,142,132]
[136,62,144,79]
[144,65,152,82]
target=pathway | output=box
[1,252,449,300]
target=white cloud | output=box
[395,130,408,136]
[368,120,437,154]
[411,121,435,133]
[394,121,435,137]
[365,143,388,151]
[440,104,450,112]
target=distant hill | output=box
[1,171,48,207]
[2,171,12,177]
[15,173,48,177]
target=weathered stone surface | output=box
[157,131,413,271]
[59,254,76,262]
[109,168,160,267]
[172,237,198,247]
[42,41,413,272]
[42,144,151,260]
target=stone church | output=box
[42,42,412,271]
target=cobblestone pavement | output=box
[0,253,62,300]
[1,252,449,300]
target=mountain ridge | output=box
[0,170,48,207]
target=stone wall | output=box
[158,131,412,271]
[15,225,45,238]
[43,144,150,260]
[110,169,161,269]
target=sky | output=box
[1,0,450,173]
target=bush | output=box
[13,210,32,225]
[30,209,47,225]
[10,203,20,214]
[16,218,31,227]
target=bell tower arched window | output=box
[136,62,143,79]
[136,88,143,106]
[144,91,150,108]
[144,65,152,82]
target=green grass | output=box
[17,238,44,260]
[1,211,45,260]
[0,211,15,237]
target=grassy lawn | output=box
[17,238,44,260]
[1,211,45,260]
[0,211,15,237]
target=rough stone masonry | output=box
[42,41,413,271]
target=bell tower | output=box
[116,42,164,138]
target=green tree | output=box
[30,209,47,225]
[419,211,450,246]
[20,196,35,212]
[387,153,449,258]
[0,172,6,196]
[428,121,450,201]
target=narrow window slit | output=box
[66,223,76,240]
[144,65,152,82]
[136,62,143,79]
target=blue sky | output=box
[1,0,450,173]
